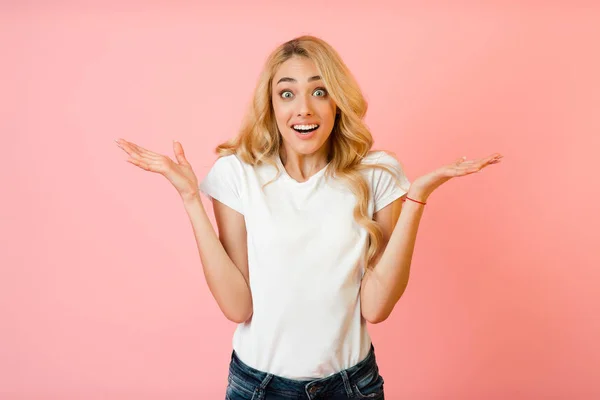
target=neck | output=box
[279,142,331,181]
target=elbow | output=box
[364,310,389,325]
[228,314,249,324]
[363,290,408,324]
[362,303,389,324]
[226,305,253,324]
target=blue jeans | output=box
[225,344,385,399]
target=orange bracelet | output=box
[402,196,427,205]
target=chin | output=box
[290,137,329,154]
[284,128,332,151]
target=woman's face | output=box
[271,56,338,158]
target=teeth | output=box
[293,124,319,131]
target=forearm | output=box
[362,194,426,323]
[181,192,253,323]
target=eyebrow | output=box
[276,75,322,85]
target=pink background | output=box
[2,1,599,399]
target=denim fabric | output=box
[225,344,385,400]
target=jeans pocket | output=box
[226,375,258,400]
[353,370,385,399]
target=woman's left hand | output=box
[407,153,504,202]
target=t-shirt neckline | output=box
[276,155,330,185]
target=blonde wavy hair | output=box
[214,35,407,270]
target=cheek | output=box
[272,101,289,119]
[323,104,337,125]
[273,105,293,134]
[271,105,284,125]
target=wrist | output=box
[180,189,201,204]
[406,188,429,204]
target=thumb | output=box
[455,155,467,165]
[173,140,190,165]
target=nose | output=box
[296,94,313,117]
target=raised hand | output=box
[408,153,504,202]
[115,138,199,198]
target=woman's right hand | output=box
[115,138,199,198]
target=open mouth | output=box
[292,124,320,135]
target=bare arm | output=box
[360,194,424,324]
[359,153,504,323]
[181,191,253,323]
[114,138,252,323]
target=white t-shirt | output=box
[198,150,411,380]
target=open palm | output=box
[115,138,198,197]
[410,153,504,201]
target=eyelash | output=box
[279,87,328,99]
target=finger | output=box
[449,166,472,177]
[451,158,501,175]
[173,141,190,165]
[117,142,146,162]
[465,154,502,167]
[454,165,483,175]
[474,157,496,168]
[116,139,158,159]
[455,156,468,165]
[125,141,162,159]
[118,142,162,165]
[116,140,141,154]
[482,157,502,167]
[125,158,150,171]
[115,141,129,154]
[126,156,166,173]
[460,160,476,166]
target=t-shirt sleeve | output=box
[372,152,411,213]
[198,155,244,215]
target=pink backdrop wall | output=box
[2,1,599,399]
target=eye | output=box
[280,90,293,99]
[314,88,327,97]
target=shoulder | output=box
[360,149,410,189]
[361,150,401,166]
[207,153,278,186]
[207,153,252,175]
[213,153,272,171]
[211,153,243,168]
[200,154,249,189]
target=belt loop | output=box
[259,373,273,390]
[339,370,354,397]
[251,373,273,400]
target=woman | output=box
[115,35,502,400]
